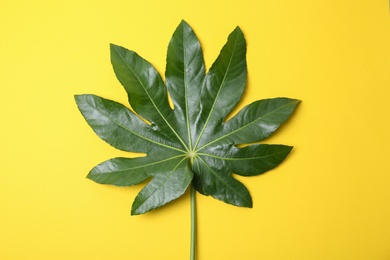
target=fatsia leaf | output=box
[75,20,300,215]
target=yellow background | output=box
[1,0,390,259]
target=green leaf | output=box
[199,144,293,176]
[193,156,252,207]
[132,158,193,215]
[110,44,187,149]
[198,98,300,149]
[87,151,186,186]
[165,20,205,149]
[75,20,300,215]
[194,26,247,149]
[74,94,183,152]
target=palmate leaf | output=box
[75,20,300,215]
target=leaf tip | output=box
[74,94,86,106]
[238,199,253,208]
[180,19,189,25]
[110,43,123,54]
[246,198,253,208]
[234,25,244,35]
[131,204,146,216]
[86,171,103,185]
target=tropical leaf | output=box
[75,20,300,215]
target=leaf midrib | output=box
[182,27,193,151]
[197,148,289,161]
[93,155,186,175]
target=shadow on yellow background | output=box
[1,1,390,259]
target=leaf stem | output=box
[190,184,196,260]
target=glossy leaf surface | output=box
[75,20,300,215]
